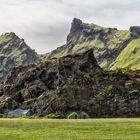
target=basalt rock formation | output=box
[0,49,140,117]
[0,32,40,81]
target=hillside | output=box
[0,32,40,81]
[0,49,140,117]
[46,18,140,70]
[0,19,140,117]
[111,38,140,69]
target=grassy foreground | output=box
[0,118,140,140]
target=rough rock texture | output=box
[45,18,140,70]
[0,32,40,81]
[70,18,83,33]
[0,49,140,117]
[130,26,140,38]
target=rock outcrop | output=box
[45,18,140,70]
[130,26,140,38]
[0,49,140,117]
[70,18,83,33]
[0,32,40,81]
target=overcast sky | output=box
[0,0,140,54]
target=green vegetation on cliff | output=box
[0,33,12,44]
[111,39,140,70]
[0,32,40,81]
[107,30,131,49]
[47,18,138,70]
[72,39,104,53]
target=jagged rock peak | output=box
[1,32,17,39]
[2,32,16,36]
[0,32,22,46]
[0,32,40,81]
[70,18,83,32]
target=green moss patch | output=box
[111,39,140,70]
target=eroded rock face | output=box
[46,18,133,70]
[0,49,140,117]
[70,18,83,33]
[0,32,40,81]
[130,26,140,38]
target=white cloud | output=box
[0,0,140,53]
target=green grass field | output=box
[0,118,140,140]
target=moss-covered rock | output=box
[67,112,80,119]
[46,18,137,70]
[46,113,65,119]
[80,112,90,119]
[0,32,40,81]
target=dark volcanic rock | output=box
[70,18,83,33]
[130,26,140,38]
[0,49,140,117]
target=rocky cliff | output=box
[46,18,140,70]
[0,19,140,118]
[0,49,140,117]
[0,32,40,81]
